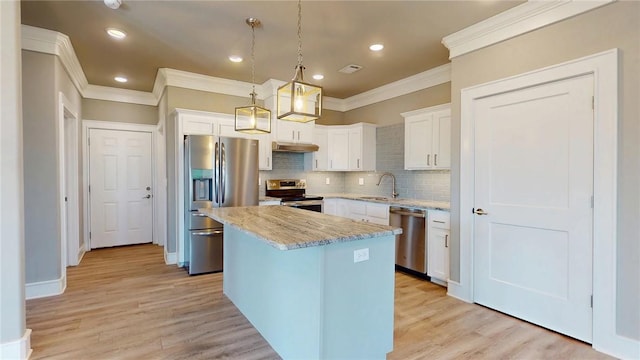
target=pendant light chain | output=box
[250,20,257,98]
[296,0,303,68]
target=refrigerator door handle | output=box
[221,142,226,204]
[214,141,220,204]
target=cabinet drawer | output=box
[366,204,389,220]
[429,211,450,229]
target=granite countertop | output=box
[319,193,450,211]
[200,206,402,251]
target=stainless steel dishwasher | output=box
[389,206,427,276]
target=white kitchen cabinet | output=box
[253,132,273,170]
[213,117,273,171]
[342,199,389,225]
[427,210,450,284]
[182,113,217,135]
[276,119,314,144]
[259,200,281,206]
[323,198,337,215]
[304,125,328,171]
[327,123,376,172]
[327,128,349,171]
[402,104,451,170]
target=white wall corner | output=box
[25,276,66,300]
[165,251,177,265]
[0,329,32,360]
[442,0,615,59]
[343,63,451,111]
[83,84,157,106]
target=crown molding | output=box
[442,0,615,59]
[159,68,255,99]
[21,24,449,112]
[342,63,451,111]
[21,25,89,93]
[84,84,157,106]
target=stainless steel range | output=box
[265,179,324,212]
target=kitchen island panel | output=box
[223,225,395,359]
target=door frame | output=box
[455,49,632,356]
[82,120,157,250]
[58,92,80,271]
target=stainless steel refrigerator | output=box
[184,135,259,275]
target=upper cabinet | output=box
[177,108,272,171]
[275,119,314,144]
[304,125,328,171]
[402,104,451,170]
[326,123,376,172]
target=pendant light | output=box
[235,18,271,134]
[276,0,322,122]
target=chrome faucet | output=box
[376,172,399,198]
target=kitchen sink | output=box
[360,196,390,201]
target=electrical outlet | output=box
[354,248,369,263]
[358,177,364,185]
[325,177,331,185]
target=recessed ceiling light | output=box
[103,0,122,10]
[114,76,128,83]
[229,55,243,63]
[312,74,324,80]
[106,28,127,40]
[369,44,384,51]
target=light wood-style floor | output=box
[27,244,611,360]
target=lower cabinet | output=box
[427,210,450,283]
[326,199,389,225]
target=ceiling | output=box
[20,1,524,99]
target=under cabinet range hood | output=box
[271,141,319,153]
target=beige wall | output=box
[316,109,344,125]
[343,83,451,126]
[22,51,81,284]
[167,86,249,113]
[82,98,158,125]
[82,98,157,125]
[449,1,639,339]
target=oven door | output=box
[281,200,324,213]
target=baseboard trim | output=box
[0,328,32,360]
[77,245,86,265]
[165,251,177,265]
[594,333,640,360]
[446,280,472,303]
[25,276,66,300]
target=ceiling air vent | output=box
[338,64,363,74]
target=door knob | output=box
[473,208,488,215]
[143,194,152,199]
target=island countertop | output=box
[200,205,402,251]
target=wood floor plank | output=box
[27,244,611,359]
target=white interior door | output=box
[473,74,594,342]
[89,129,153,248]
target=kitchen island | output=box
[200,205,402,360]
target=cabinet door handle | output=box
[267,156,270,167]
[330,160,333,169]
[297,131,300,141]
[427,154,431,166]
[445,234,448,248]
[434,154,438,166]
[292,130,295,140]
[357,159,360,168]
[315,159,318,169]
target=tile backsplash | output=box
[259,152,345,197]
[260,123,450,202]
